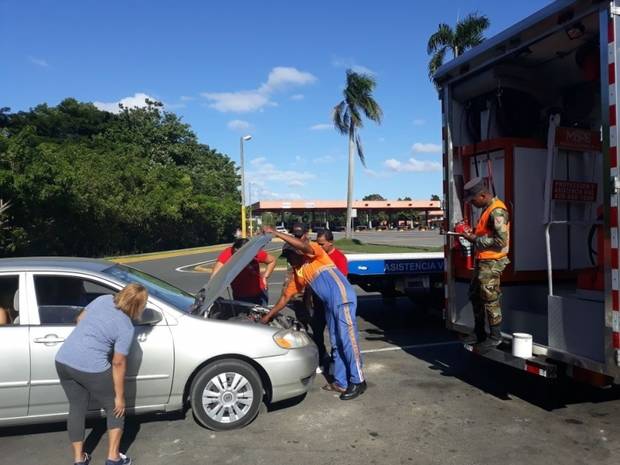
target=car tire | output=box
[190,359,263,431]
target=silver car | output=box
[0,235,318,431]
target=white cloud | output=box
[180,95,194,101]
[247,157,316,195]
[290,94,304,101]
[413,119,426,126]
[332,57,375,75]
[259,67,316,93]
[201,66,316,113]
[227,119,253,131]
[384,158,442,173]
[309,123,332,131]
[28,56,49,67]
[201,90,272,113]
[411,142,442,153]
[93,93,158,113]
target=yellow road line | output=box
[109,237,285,265]
[109,244,230,264]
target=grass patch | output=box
[333,238,442,254]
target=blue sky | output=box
[1,0,551,202]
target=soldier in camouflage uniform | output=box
[461,177,510,349]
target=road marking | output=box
[175,247,284,273]
[361,340,460,354]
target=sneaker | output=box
[75,452,91,465]
[315,365,323,374]
[105,453,131,465]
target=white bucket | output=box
[512,333,533,359]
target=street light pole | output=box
[240,134,252,238]
[248,182,253,237]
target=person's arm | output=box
[211,249,230,277]
[211,261,224,276]
[76,309,87,323]
[260,292,294,324]
[0,308,9,325]
[464,208,509,250]
[262,226,313,254]
[111,352,127,418]
[261,253,277,287]
[260,278,301,324]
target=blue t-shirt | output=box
[56,295,135,373]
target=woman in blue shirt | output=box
[55,283,148,465]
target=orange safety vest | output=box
[474,198,510,261]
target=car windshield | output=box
[102,264,195,313]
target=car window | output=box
[0,275,19,325]
[34,275,116,325]
[102,265,195,312]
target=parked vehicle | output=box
[275,225,289,234]
[0,235,317,430]
[346,252,444,306]
[436,0,620,384]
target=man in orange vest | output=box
[460,177,510,350]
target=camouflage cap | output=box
[463,177,489,201]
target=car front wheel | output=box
[190,359,263,431]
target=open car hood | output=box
[193,234,273,315]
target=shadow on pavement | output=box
[356,294,620,412]
[0,410,186,455]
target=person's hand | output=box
[262,225,275,235]
[462,232,476,242]
[260,274,268,289]
[260,314,271,324]
[113,396,125,418]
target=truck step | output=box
[464,342,557,378]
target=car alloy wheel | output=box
[190,359,263,431]
[202,372,254,423]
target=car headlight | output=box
[273,329,312,349]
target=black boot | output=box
[339,381,367,400]
[463,326,487,344]
[475,324,502,351]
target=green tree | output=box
[0,98,240,257]
[427,13,490,81]
[431,194,441,201]
[333,70,383,239]
[363,193,386,201]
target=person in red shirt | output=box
[310,229,348,373]
[212,238,276,306]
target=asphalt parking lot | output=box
[2,233,620,465]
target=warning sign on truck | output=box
[552,180,598,202]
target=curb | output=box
[109,236,285,265]
[109,244,231,264]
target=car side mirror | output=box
[135,308,163,326]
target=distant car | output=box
[0,235,317,431]
[275,225,289,234]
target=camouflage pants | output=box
[469,258,508,327]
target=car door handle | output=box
[34,334,65,344]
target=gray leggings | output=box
[55,361,124,442]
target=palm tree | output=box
[427,13,490,81]
[333,69,382,239]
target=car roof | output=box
[0,257,114,273]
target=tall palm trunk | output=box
[345,127,356,239]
